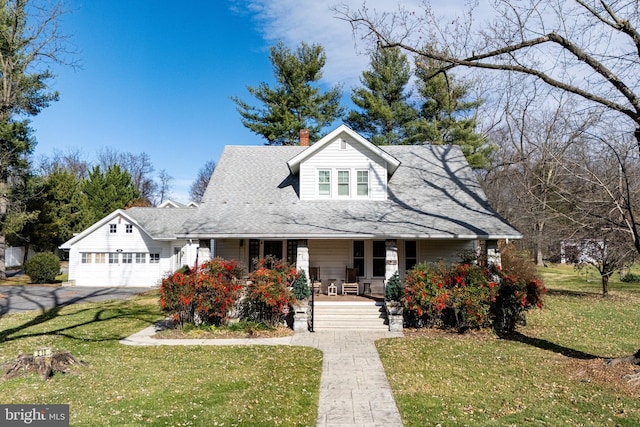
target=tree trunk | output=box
[536,247,544,266]
[0,230,5,281]
[601,274,609,297]
[535,221,545,266]
[0,190,6,281]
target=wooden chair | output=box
[342,266,359,295]
[309,267,322,295]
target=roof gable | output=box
[60,209,144,249]
[61,206,196,249]
[286,124,400,175]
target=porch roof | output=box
[178,144,522,240]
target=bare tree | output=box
[38,149,90,180]
[338,0,640,253]
[556,135,640,295]
[189,160,215,203]
[156,169,173,205]
[484,84,598,265]
[0,0,74,279]
[97,148,157,206]
[338,0,640,375]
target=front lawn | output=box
[378,263,640,426]
[0,291,322,426]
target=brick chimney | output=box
[299,129,309,147]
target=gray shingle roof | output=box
[126,206,196,240]
[179,144,521,240]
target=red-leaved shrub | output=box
[160,258,244,327]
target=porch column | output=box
[296,240,309,283]
[486,240,502,268]
[385,239,398,280]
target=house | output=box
[61,124,521,289]
[60,204,201,287]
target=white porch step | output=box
[310,301,389,331]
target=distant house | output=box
[61,125,520,288]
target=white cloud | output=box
[240,0,457,89]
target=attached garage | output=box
[61,204,198,287]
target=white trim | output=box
[287,124,401,175]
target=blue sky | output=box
[29,0,466,203]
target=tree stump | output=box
[607,349,640,386]
[3,350,87,380]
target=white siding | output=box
[299,136,388,200]
[308,240,350,287]
[418,240,475,264]
[216,239,247,268]
[67,217,174,287]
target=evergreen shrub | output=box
[24,252,61,284]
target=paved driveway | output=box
[0,286,155,315]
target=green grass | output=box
[0,291,322,426]
[378,263,640,426]
[0,271,67,286]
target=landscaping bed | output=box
[153,321,294,339]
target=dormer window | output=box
[338,170,350,196]
[287,125,400,201]
[318,170,331,196]
[357,170,369,196]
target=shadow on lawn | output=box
[0,287,160,344]
[501,331,600,360]
[545,289,603,298]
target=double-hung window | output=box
[337,170,350,196]
[373,240,386,277]
[108,253,119,264]
[357,170,369,196]
[318,170,331,196]
[405,240,417,272]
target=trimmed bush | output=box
[291,269,310,301]
[403,259,545,333]
[24,252,61,284]
[243,256,296,327]
[403,261,497,331]
[159,258,244,327]
[621,272,640,283]
[385,271,403,301]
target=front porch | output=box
[309,296,389,331]
[312,293,383,303]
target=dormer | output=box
[287,125,401,201]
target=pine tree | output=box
[83,165,140,220]
[345,47,416,145]
[0,0,68,279]
[408,57,493,169]
[232,41,343,145]
[22,168,94,252]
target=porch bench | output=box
[342,281,359,295]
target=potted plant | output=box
[384,271,404,331]
[291,269,310,303]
